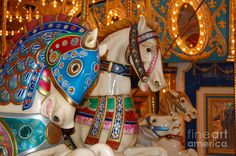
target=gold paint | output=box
[46,122,62,144]
[167,0,211,56]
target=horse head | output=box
[0,17,107,129]
[40,29,107,129]
[139,114,181,138]
[167,90,197,122]
[128,16,166,92]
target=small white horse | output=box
[137,114,197,156]
[158,90,197,122]
[69,17,166,156]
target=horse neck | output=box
[89,28,132,96]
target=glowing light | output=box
[200,40,203,44]
[92,0,95,3]
[53,0,57,8]
[200,24,203,28]
[162,89,166,93]
[190,51,193,55]
[177,41,181,45]
[231,50,235,55]
[198,16,202,20]
[173,11,176,14]
[175,3,178,7]
[232,40,235,43]
[190,1,193,5]
[109,10,113,14]
[172,19,175,22]
[172,27,176,31]
[137,4,141,8]
[201,32,204,36]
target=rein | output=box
[126,24,159,82]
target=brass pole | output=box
[1,0,7,65]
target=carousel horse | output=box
[158,90,196,122]
[137,114,197,156]
[0,14,113,156]
[68,17,166,156]
[158,90,197,155]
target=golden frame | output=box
[196,87,235,156]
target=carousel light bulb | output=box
[11,31,14,36]
[137,4,141,8]
[200,40,203,44]
[201,32,204,36]
[177,41,181,45]
[162,89,166,93]
[232,39,235,43]
[53,0,57,8]
[172,19,175,22]
[18,0,21,2]
[92,0,95,3]
[173,11,176,14]
[190,51,193,55]
[61,0,63,2]
[172,27,176,31]
[198,16,202,20]
[231,50,235,55]
[9,15,12,22]
[19,16,22,23]
[200,24,203,28]
[190,1,193,5]
[109,10,113,15]
[42,2,45,6]
[175,3,178,7]
[72,0,75,4]
[6,31,9,36]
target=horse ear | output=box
[84,28,98,49]
[138,16,147,34]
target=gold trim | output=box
[107,61,113,73]
[167,0,211,56]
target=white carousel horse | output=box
[137,114,197,156]
[0,14,113,156]
[124,115,181,156]
[68,17,166,156]
[158,90,196,122]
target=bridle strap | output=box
[126,24,159,82]
[145,116,169,137]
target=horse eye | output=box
[181,99,185,103]
[67,59,82,77]
[146,48,152,52]
[152,119,157,123]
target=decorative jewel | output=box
[62,40,68,47]
[70,38,79,47]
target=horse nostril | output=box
[52,115,60,123]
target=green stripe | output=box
[86,97,133,110]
